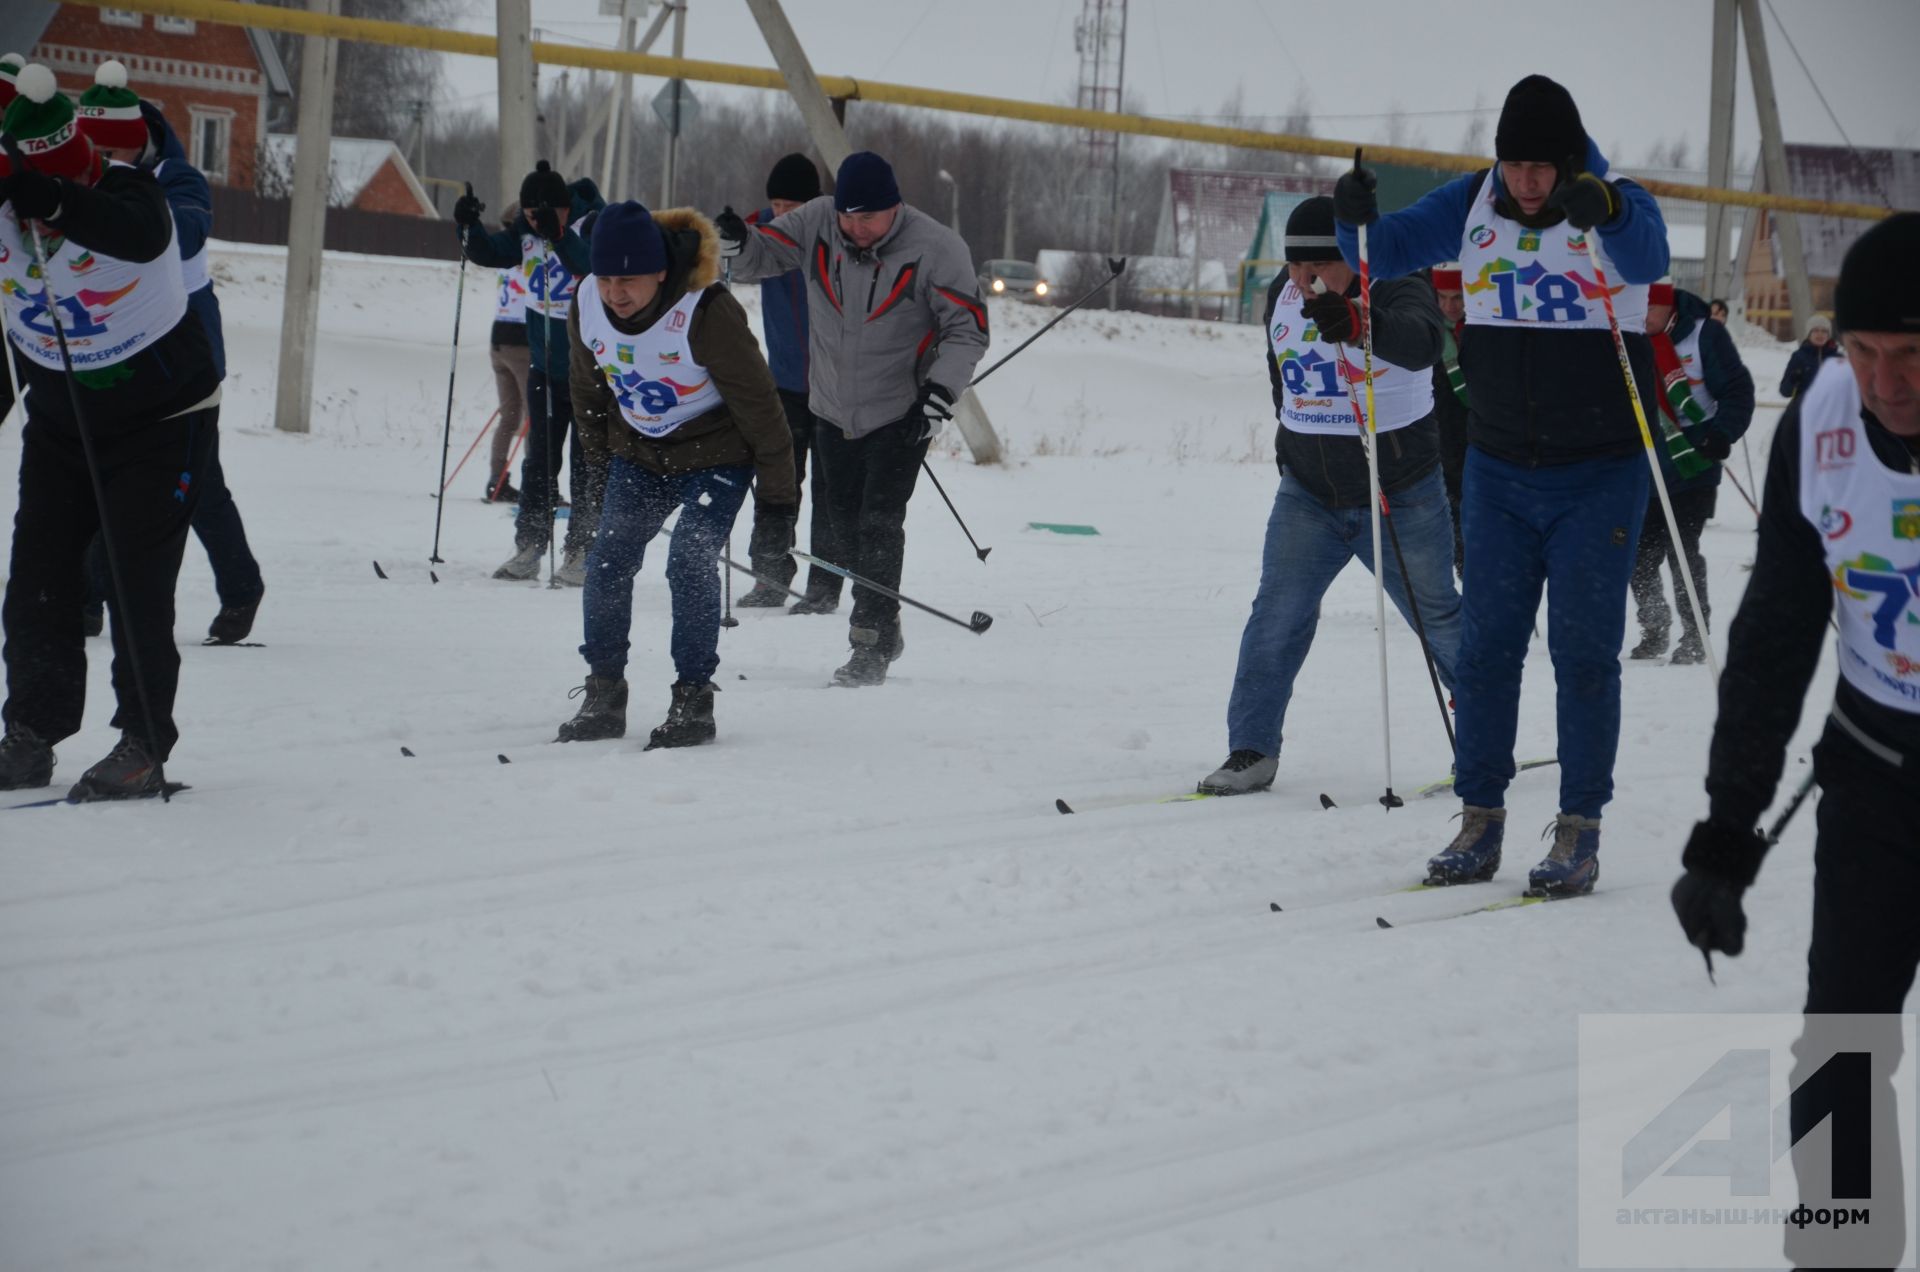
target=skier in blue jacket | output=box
[1333,74,1670,896]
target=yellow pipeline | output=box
[65,0,1899,222]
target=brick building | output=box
[262,135,439,218]
[1,1,291,190]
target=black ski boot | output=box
[0,723,55,790]
[556,676,628,742]
[645,680,717,750]
[1629,628,1668,660]
[67,732,167,801]
[207,587,264,645]
[833,627,897,687]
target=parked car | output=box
[978,258,1051,304]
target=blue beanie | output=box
[590,201,667,276]
[834,151,901,213]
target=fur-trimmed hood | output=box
[654,207,721,295]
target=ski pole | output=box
[1722,461,1761,520]
[1350,150,1400,810]
[430,185,474,573]
[920,458,991,562]
[1317,282,1456,758]
[720,532,738,627]
[440,407,499,497]
[1766,768,1818,846]
[1581,236,1720,680]
[539,229,561,591]
[4,138,172,800]
[790,549,992,634]
[966,257,1127,391]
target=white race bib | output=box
[1797,359,1920,713]
[1458,173,1646,333]
[0,205,189,371]
[521,235,575,320]
[1266,278,1433,436]
[576,282,722,439]
[495,269,527,323]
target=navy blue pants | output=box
[1452,447,1649,818]
[580,457,751,686]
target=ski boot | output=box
[736,575,789,607]
[0,723,55,790]
[1197,749,1277,795]
[1628,628,1669,660]
[832,627,894,687]
[67,732,167,801]
[485,476,520,503]
[645,680,717,750]
[1670,633,1706,666]
[554,545,589,588]
[1527,813,1601,897]
[207,587,264,645]
[1424,805,1507,885]
[556,676,628,742]
[494,542,545,581]
[788,586,840,616]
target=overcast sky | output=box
[434,0,1920,170]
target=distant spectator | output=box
[1708,298,1729,323]
[1778,314,1842,399]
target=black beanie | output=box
[766,152,822,203]
[1284,196,1342,264]
[520,160,569,211]
[1835,212,1920,334]
[1494,74,1588,164]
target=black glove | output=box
[1545,172,1620,231]
[8,168,64,222]
[714,205,748,259]
[453,189,485,228]
[1671,819,1768,958]
[1693,429,1732,463]
[905,382,955,443]
[528,206,565,243]
[1333,163,1378,228]
[754,500,798,524]
[1301,290,1362,344]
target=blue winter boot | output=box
[1424,805,1506,885]
[1527,813,1601,897]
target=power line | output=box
[1760,0,1894,209]
[877,0,943,77]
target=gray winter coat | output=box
[728,196,989,439]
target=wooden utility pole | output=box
[496,0,536,201]
[742,0,1002,463]
[1702,0,1738,303]
[1737,0,1813,335]
[273,0,339,435]
[659,0,688,206]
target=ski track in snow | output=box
[0,244,1838,1270]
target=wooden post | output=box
[272,0,339,435]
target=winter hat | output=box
[2,64,96,182]
[589,201,667,277]
[834,151,900,213]
[1494,74,1588,164]
[78,60,147,154]
[1430,265,1463,292]
[519,159,569,211]
[1807,313,1833,333]
[1834,212,1920,334]
[766,152,821,203]
[1283,196,1342,264]
[1648,282,1675,306]
[0,53,24,111]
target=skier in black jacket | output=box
[1673,210,1920,1272]
[0,67,219,799]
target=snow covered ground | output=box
[0,245,1866,1271]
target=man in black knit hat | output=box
[734,153,845,613]
[1333,74,1670,896]
[1197,197,1460,795]
[1672,210,1920,1271]
[454,161,606,583]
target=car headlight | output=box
[1034,281,1049,296]
[992,278,1005,292]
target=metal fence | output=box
[209,186,456,260]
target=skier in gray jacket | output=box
[716,151,989,686]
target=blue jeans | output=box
[580,458,751,686]
[1453,447,1649,818]
[1226,467,1463,756]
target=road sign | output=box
[651,79,699,136]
